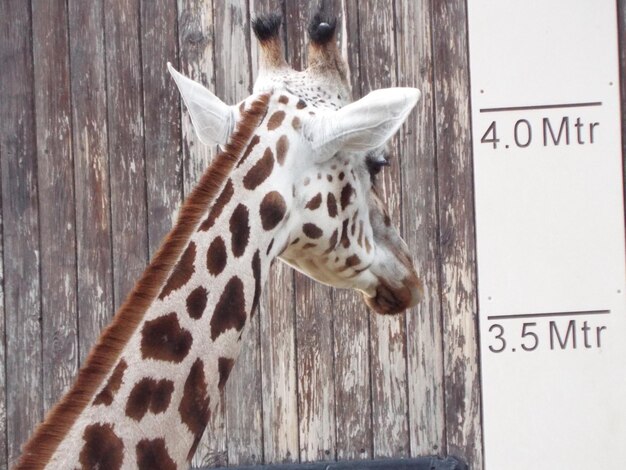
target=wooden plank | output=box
[104,0,149,310]
[0,1,43,464]
[283,0,337,462]
[293,268,335,463]
[31,0,79,412]
[329,1,374,462]
[177,0,217,197]
[356,0,410,459]
[258,259,298,465]
[141,0,183,257]
[248,0,300,465]
[431,1,483,467]
[67,0,115,363]
[0,152,6,470]
[394,0,445,457]
[211,0,264,466]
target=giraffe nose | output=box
[363,272,422,315]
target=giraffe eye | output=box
[366,156,390,178]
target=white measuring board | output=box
[468,1,626,468]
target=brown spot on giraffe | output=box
[351,213,358,236]
[345,254,361,268]
[79,423,124,470]
[327,193,338,218]
[327,174,333,182]
[259,191,286,230]
[141,312,193,363]
[323,229,339,255]
[357,221,364,246]
[276,135,289,166]
[384,211,392,227]
[340,183,355,211]
[292,116,302,130]
[340,218,350,248]
[365,237,372,253]
[251,250,261,316]
[186,286,208,320]
[178,358,210,444]
[218,357,235,390]
[136,438,176,470]
[206,236,227,275]
[266,238,274,256]
[278,95,289,104]
[229,203,250,257]
[93,359,127,406]
[338,171,345,181]
[267,110,286,130]
[237,134,261,168]
[126,378,175,421]
[305,193,322,210]
[210,276,247,340]
[296,99,307,109]
[243,147,274,190]
[302,242,317,249]
[199,179,234,231]
[159,242,196,299]
[303,223,323,239]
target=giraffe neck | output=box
[15,93,291,470]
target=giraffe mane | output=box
[15,93,271,470]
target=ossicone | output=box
[252,11,282,42]
[252,11,287,72]
[308,11,337,45]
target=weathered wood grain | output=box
[0,146,6,470]
[294,267,335,463]
[259,259,299,464]
[141,0,183,257]
[68,0,115,364]
[0,1,43,465]
[177,0,217,197]
[104,0,149,311]
[331,1,374,462]
[431,1,483,467]
[32,0,79,413]
[357,0,410,459]
[394,0,445,457]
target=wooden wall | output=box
[0,1,623,469]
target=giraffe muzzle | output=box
[363,273,422,315]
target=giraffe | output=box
[15,11,422,470]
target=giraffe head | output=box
[169,12,421,314]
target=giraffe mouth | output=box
[363,275,422,315]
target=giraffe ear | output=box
[168,63,235,146]
[306,87,420,160]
